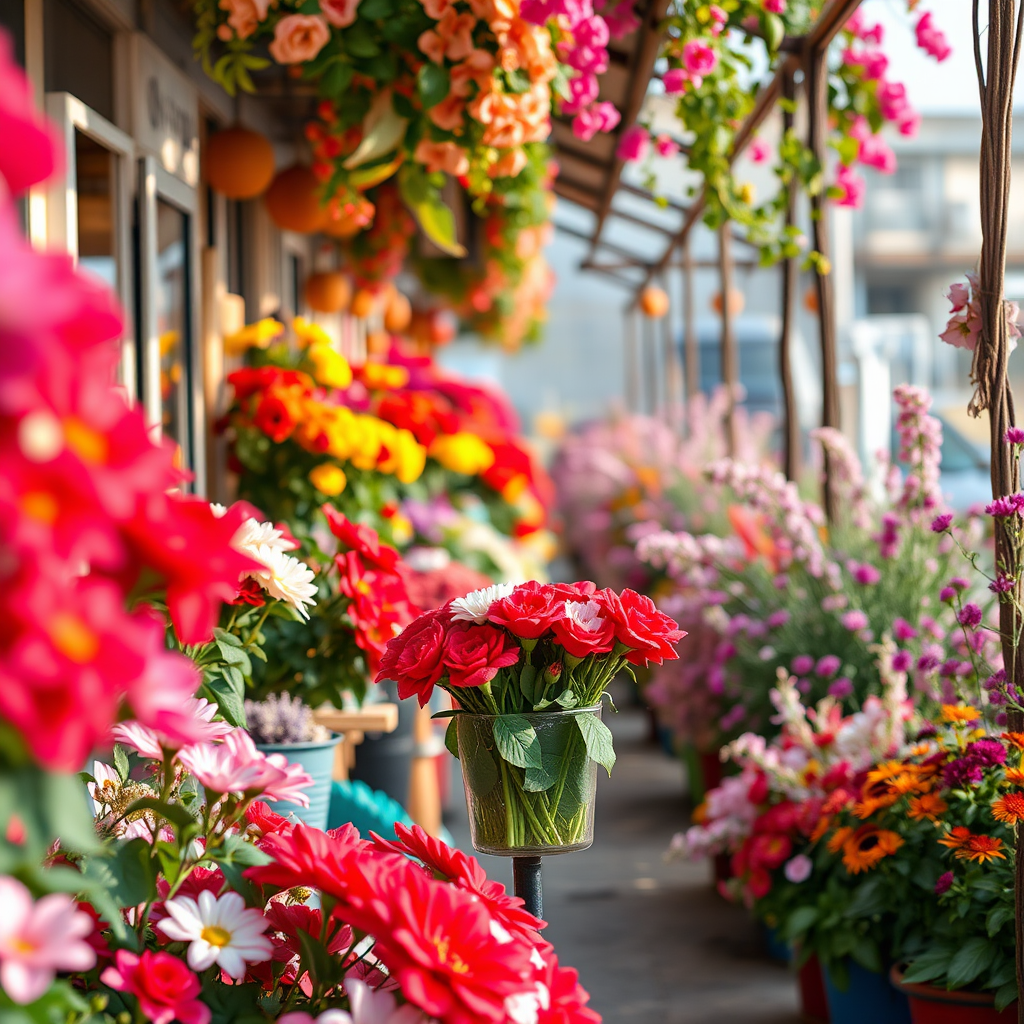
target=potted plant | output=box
[378,580,685,855]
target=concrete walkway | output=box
[445,703,801,1024]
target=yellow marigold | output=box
[293,316,332,349]
[223,317,284,356]
[361,363,410,390]
[941,704,981,725]
[429,432,495,476]
[306,343,353,390]
[347,415,384,471]
[308,463,347,496]
[391,429,427,484]
[907,792,948,822]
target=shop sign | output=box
[130,33,200,188]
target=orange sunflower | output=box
[907,792,948,822]
[942,704,981,725]
[827,826,853,854]
[841,824,904,874]
[853,778,900,819]
[992,792,1024,824]
[1001,732,1024,752]
[810,815,833,842]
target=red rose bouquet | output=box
[377,581,685,854]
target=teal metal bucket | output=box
[255,736,339,831]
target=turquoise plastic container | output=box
[823,960,910,1024]
[255,737,338,831]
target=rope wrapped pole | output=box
[779,66,802,483]
[718,222,738,457]
[805,41,841,521]
[970,2,1024,1014]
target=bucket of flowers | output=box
[378,581,685,855]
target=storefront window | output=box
[74,129,117,289]
[43,0,114,123]
[156,199,191,461]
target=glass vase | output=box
[456,706,601,856]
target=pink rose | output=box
[320,0,361,26]
[655,133,679,157]
[682,39,718,78]
[662,67,688,94]
[443,622,520,687]
[269,14,331,64]
[616,124,649,162]
[218,0,273,39]
[101,950,210,1024]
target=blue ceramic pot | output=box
[823,960,910,1024]
[255,736,339,831]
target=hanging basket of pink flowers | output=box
[378,580,686,855]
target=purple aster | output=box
[934,871,954,895]
[791,655,815,675]
[828,677,854,699]
[917,653,940,673]
[816,655,841,678]
[958,603,983,628]
[930,513,954,533]
[891,650,912,673]
[1005,427,1024,445]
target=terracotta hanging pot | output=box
[639,286,669,318]
[366,329,390,355]
[305,271,351,314]
[264,165,329,234]
[711,288,745,316]
[384,291,412,333]
[890,966,1015,1024]
[350,288,379,320]
[206,127,275,199]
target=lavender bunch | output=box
[244,692,329,744]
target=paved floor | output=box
[444,702,802,1024]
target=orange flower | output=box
[810,815,833,842]
[992,792,1024,824]
[418,7,476,64]
[419,0,453,18]
[866,761,907,784]
[942,704,981,725]
[450,50,495,97]
[907,793,947,822]
[959,834,1006,864]
[853,778,899,818]
[1001,732,1024,752]
[842,825,904,874]
[887,772,933,796]
[938,826,972,852]
[268,13,330,63]
[413,139,469,176]
[428,94,466,132]
[826,826,853,854]
[488,148,528,179]
[1004,766,1024,785]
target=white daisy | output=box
[157,890,273,979]
[246,544,318,619]
[449,582,516,624]
[231,516,298,555]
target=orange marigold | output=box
[887,772,933,796]
[827,826,853,854]
[958,834,1006,864]
[866,760,908,784]
[907,792,947,822]
[991,792,1024,825]
[942,704,981,725]
[1002,732,1024,752]
[1004,767,1024,785]
[938,826,972,851]
[842,825,904,874]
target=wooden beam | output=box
[779,66,801,483]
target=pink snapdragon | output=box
[915,11,951,62]
[0,877,96,1004]
[617,124,650,162]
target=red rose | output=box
[486,580,562,639]
[550,597,616,659]
[607,588,685,666]
[324,506,400,572]
[443,622,520,688]
[252,393,295,443]
[101,949,210,1024]
[376,606,450,705]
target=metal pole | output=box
[683,236,699,401]
[718,222,738,457]
[806,41,840,521]
[662,269,684,430]
[643,312,658,416]
[780,67,802,483]
[513,856,543,918]
[624,310,639,411]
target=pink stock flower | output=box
[0,34,61,194]
[655,134,679,157]
[574,14,610,49]
[840,610,869,632]
[616,124,649,162]
[916,12,951,62]
[101,949,211,1024]
[563,73,599,115]
[877,80,912,122]
[682,39,718,78]
[857,133,896,174]
[0,877,96,1004]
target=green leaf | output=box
[105,836,161,909]
[493,715,543,769]
[417,63,450,109]
[321,61,354,98]
[359,0,396,17]
[113,743,130,783]
[995,982,1019,1012]
[126,796,197,832]
[901,948,953,985]
[202,675,247,727]
[519,663,539,705]
[349,156,402,190]
[947,937,993,988]
[445,717,460,759]
[342,20,381,57]
[524,723,563,792]
[554,688,578,709]
[575,713,615,775]
[344,90,408,169]
[762,11,784,52]
[398,166,466,257]
[458,719,497,795]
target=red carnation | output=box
[607,588,685,666]
[551,597,616,658]
[377,606,451,704]
[324,506,400,572]
[487,580,563,639]
[443,622,520,688]
[252,392,295,443]
[101,949,210,1024]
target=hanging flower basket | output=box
[457,704,602,856]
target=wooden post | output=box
[718,222,738,457]
[970,3,1024,1014]
[780,67,802,483]
[683,235,699,401]
[805,42,840,521]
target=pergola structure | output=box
[548,0,864,516]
